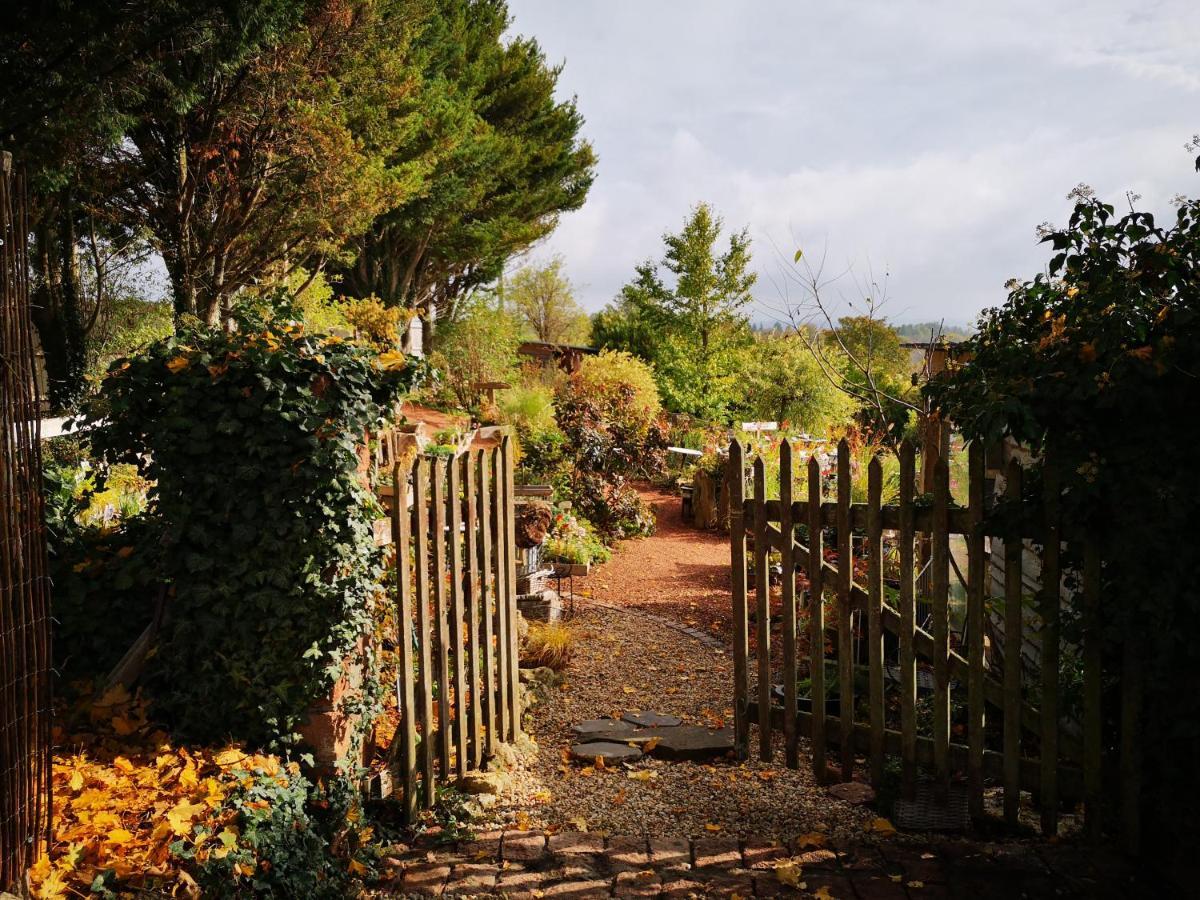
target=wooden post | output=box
[491,447,511,742]
[808,455,827,782]
[413,459,436,804]
[836,439,854,781]
[753,455,772,762]
[1039,460,1061,836]
[729,441,750,759]
[1003,459,1023,824]
[478,451,498,757]
[932,457,951,802]
[463,452,484,769]
[392,460,418,821]
[866,455,885,786]
[967,441,986,818]
[898,440,917,799]
[780,441,799,768]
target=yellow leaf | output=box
[112,715,139,735]
[907,881,925,889]
[68,771,84,792]
[376,350,408,372]
[234,861,255,878]
[165,355,191,374]
[36,868,70,899]
[178,763,199,790]
[621,686,636,694]
[627,769,657,782]
[813,887,835,900]
[167,799,206,836]
[578,766,595,777]
[704,823,722,832]
[348,858,369,876]
[775,862,804,888]
[514,811,531,831]
[868,817,897,837]
[612,788,627,805]
[641,737,661,752]
[795,831,826,849]
[107,827,134,844]
[568,816,589,833]
[112,755,134,773]
[214,748,245,767]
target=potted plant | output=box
[543,510,610,576]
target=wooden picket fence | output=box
[380,428,522,822]
[729,437,1141,850]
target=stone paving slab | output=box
[381,828,1143,898]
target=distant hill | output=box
[894,321,974,343]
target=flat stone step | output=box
[569,741,643,765]
[621,711,683,728]
[571,718,638,740]
[647,725,735,762]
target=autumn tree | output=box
[334,0,596,332]
[506,257,589,344]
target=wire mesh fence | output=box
[0,151,53,891]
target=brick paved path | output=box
[381,828,1138,898]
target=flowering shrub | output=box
[76,304,421,750]
[543,511,610,566]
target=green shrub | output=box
[543,511,611,566]
[78,303,420,750]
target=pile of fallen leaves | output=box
[29,683,293,898]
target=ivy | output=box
[78,303,422,751]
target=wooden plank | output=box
[1040,460,1061,836]
[463,452,483,769]
[490,447,511,742]
[932,457,951,802]
[1082,541,1102,841]
[431,457,452,778]
[729,441,750,759]
[751,499,974,536]
[807,455,826,782]
[966,440,986,818]
[1121,614,1142,854]
[447,453,469,776]
[502,434,522,738]
[391,460,418,822]
[413,459,436,805]
[1003,459,1023,824]
[753,455,772,761]
[745,701,1087,801]
[836,438,854,781]
[478,451,498,758]
[899,440,917,799]
[866,454,884,786]
[780,441,798,769]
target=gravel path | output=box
[479,489,873,842]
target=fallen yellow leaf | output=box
[704,823,722,832]
[795,831,826,849]
[106,827,134,844]
[775,862,804,888]
[868,817,897,837]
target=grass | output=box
[520,621,577,671]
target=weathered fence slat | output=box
[431,458,453,776]
[932,457,951,801]
[808,455,826,782]
[463,452,484,769]
[967,440,986,817]
[730,441,750,758]
[502,436,522,739]
[898,440,917,798]
[1040,460,1061,836]
[753,455,772,761]
[448,454,469,776]
[780,441,799,768]
[1003,459,1023,824]
[491,447,511,743]
[391,461,419,823]
[413,459,436,803]
[1082,541,1103,841]
[479,451,498,757]
[836,439,854,781]
[866,456,884,786]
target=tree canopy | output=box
[506,257,590,344]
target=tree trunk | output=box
[28,199,87,411]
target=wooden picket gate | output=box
[382,429,522,823]
[729,437,1141,849]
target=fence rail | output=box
[1,152,52,890]
[383,430,521,822]
[729,437,1139,850]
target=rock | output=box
[569,740,643,765]
[520,665,561,686]
[571,718,638,740]
[648,725,734,761]
[828,781,876,805]
[458,770,509,796]
[517,589,562,622]
[621,711,683,728]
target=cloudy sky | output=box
[505,0,1200,326]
